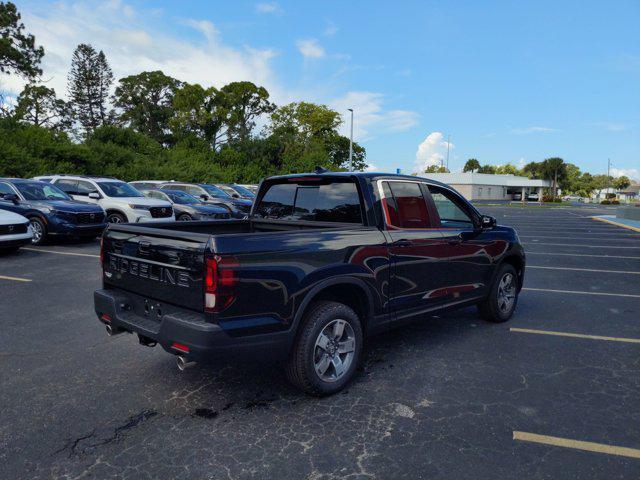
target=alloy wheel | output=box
[497,272,516,314]
[30,219,43,244]
[313,319,356,383]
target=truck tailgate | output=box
[102,226,209,312]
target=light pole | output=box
[348,108,354,171]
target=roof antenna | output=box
[314,166,328,174]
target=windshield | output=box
[163,190,201,205]
[97,182,144,198]
[200,184,231,198]
[231,184,256,197]
[15,182,71,201]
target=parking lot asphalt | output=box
[1,206,639,479]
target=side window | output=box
[167,185,184,192]
[429,186,474,228]
[186,186,202,196]
[383,181,432,228]
[77,180,96,195]
[0,182,16,198]
[55,179,78,194]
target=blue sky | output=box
[7,0,640,179]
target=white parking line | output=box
[22,247,100,258]
[526,252,640,259]
[513,431,640,459]
[527,266,640,274]
[522,242,640,249]
[510,328,640,344]
[0,274,32,282]
[523,287,640,298]
[520,235,640,242]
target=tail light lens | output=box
[204,255,239,312]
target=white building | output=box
[421,172,551,201]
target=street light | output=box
[347,108,354,171]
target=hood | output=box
[108,197,172,207]
[0,209,29,225]
[190,203,230,214]
[27,199,104,213]
[231,198,253,207]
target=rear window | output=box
[255,181,363,224]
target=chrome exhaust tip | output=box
[105,324,114,336]
[177,355,196,371]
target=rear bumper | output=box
[94,289,292,362]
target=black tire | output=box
[477,263,519,323]
[177,213,192,221]
[286,301,363,396]
[106,212,126,224]
[29,217,47,245]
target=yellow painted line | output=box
[522,242,640,249]
[593,216,640,232]
[22,247,99,258]
[0,274,32,282]
[513,431,640,459]
[510,328,640,344]
[527,265,640,275]
[523,287,640,298]
[526,252,640,259]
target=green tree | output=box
[0,2,44,78]
[221,81,274,142]
[562,163,582,193]
[463,158,480,172]
[477,164,496,174]
[613,175,631,190]
[171,83,229,150]
[541,157,566,198]
[113,71,182,144]
[13,83,72,130]
[522,161,544,179]
[67,44,114,135]
[495,163,519,175]
[424,164,448,173]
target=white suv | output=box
[46,176,174,223]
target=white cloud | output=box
[255,2,280,14]
[611,168,640,181]
[296,39,325,59]
[330,91,418,141]
[511,126,558,134]
[324,22,338,37]
[3,1,278,100]
[415,132,453,173]
[364,163,379,172]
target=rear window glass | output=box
[255,181,362,224]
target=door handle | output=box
[393,239,412,247]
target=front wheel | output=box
[29,217,47,245]
[286,301,363,396]
[106,212,126,224]
[477,263,519,323]
[177,213,192,221]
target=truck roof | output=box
[266,171,452,189]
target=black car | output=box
[95,172,525,395]
[158,183,252,218]
[142,189,231,221]
[0,178,106,244]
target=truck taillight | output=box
[204,255,239,312]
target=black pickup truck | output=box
[95,172,525,395]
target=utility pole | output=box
[446,134,451,171]
[607,158,612,189]
[348,108,354,171]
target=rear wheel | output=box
[477,263,519,323]
[286,301,363,396]
[29,217,46,245]
[177,213,192,221]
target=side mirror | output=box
[480,215,496,229]
[4,193,19,204]
[200,194,210,201]
[88,192,101,199]
[232,193,240,198]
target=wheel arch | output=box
[499,254,525,291]
[105,208,128,221]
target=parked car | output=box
[0,178,106,244]
[129,180,173,191]
[238,184,259,194]
[142,189,231,221]
[158,182,251,219]
[512,193,522,201]
[47,175,174,224]
[215,183,256,200]
[0,210,33,252]
[95,171,525,395]
[526,193,540,201]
